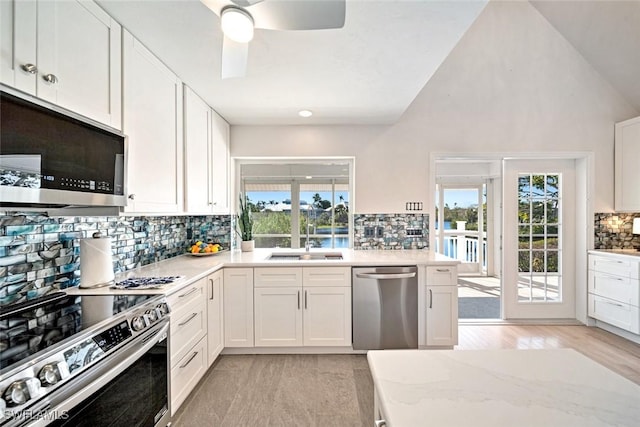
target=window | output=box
[240,161,352,249]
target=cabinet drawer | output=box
[255,267,303,287]
[303,267,351,287]
[170,297,206,365]
[168,279,206,312]
[588,270,639,306]
[426,266,457,286]
[589,255,640,279]
[588,294,640,334]
[171,336,207,415]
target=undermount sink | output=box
[268,252,343,261]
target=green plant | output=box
[237,194,254,241]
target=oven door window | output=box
[49,339,168,427]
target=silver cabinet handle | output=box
[298,290,301,310]
[42,73,58,84]
[178,312,198,327]
[179,287,198,298]
[209,278,214,300]
[21,63,37,74]
[374,420,386,427]
[356,272,416,280]
[304,290,308,309]
[602,300,625,308]
[429,289,433,308]
[179,351,198,369]
[436,268,450,272]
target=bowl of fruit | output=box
[188,241,225,256]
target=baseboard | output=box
[594,320,640,345]
[459,318,583,326]
[222,346,367,355]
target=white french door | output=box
[503,159,576,319]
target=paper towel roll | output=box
[80,235,114,288]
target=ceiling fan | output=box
[201,0,346,79]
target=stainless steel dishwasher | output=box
[352,266,418,350]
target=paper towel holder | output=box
[79,232,115,289]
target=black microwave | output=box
[0,88,127,208]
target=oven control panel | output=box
[0,296,170,425]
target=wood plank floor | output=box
[173,325,640,426]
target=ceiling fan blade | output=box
[221,35,248,79]
[249,0,346,31]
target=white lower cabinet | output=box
[223,268,254,347]
[254,267,351,347]
[206,270,224,366]
[168,279,207,415]
[170,336,207,415]
[425,266,458,347]
[588,252,640,335]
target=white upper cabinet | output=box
[210,109,230,213]
[0,0,122,129]
[615,116,640,212]
[184,86,213,213]
[183,85,230,214]
[122,30,183,213]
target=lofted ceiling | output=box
[96,0,640,126]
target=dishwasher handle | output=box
[356,272,416,280]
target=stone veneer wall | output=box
[594,212,640,249]
[0,213,231,305]
[353,213,428,250]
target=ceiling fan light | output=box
[221,6,254,43]
[299,109,313,118]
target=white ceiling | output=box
[96,0,488,125]
[96,0,640,126]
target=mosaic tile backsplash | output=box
[353,213,428,250]
[0,214,231,306]
[594,212,640,249]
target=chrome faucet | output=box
[305,205,312,252]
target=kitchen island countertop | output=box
[368,348,640,427]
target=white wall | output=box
[231,1,638,214]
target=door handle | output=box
[209,278,214,300]
[305,290,308,309]
[298,291,301,310]
[356,272,416,279]
[429,289,433,308]
[179,287,198,298]
[178,312,198,327]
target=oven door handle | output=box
[24,321,170,427]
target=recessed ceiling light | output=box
[305,176,313,179]
[298,110,313,118]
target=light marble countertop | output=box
[589,249,640,259]
[367,349,640,427]
[67,248,457,296]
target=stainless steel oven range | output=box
[0,292,170,427]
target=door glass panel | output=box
[517,173,562,303]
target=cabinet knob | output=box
[128,194,136,200]
[42,73,58,84]
[20,63,38,74]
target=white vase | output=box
[240,240,254,252]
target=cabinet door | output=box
[37,0,121,129]
[223,268,254,347]
[0,0,37,93]
[210,109,230,213]
[171,336,207,416]
[615,117,640,211]
[303,286,351,347]
[122,30,183,213]
[207,270,224,367]
[184,85,213,213]
[254,287,303,347]
[426,286,458,347]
